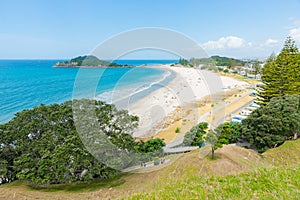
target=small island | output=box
[54,55,133,68]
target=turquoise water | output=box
[0,60,176,123]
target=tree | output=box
[179,58,189,66]
[253,60,261,79]
[205,130,223,159]
[283,36,298,53]
[258,37,300,104]
[135,138,165,154]
[183,122,208,146]
[215,122,241,144]
[0,124,17,184]
[241,95,300,152]
[228,59,237,69]
[0,99,144,184]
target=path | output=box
[164,91,253,153]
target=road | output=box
[164,91,253,153]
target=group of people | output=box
[160,157,166,164]
[140,162,147,167]
[140,157,166,168]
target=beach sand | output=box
[126,65,248,138]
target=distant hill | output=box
[54,55,126,68]
[70,55,111,66]
[189,56,245,67]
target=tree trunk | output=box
[294,132,298,140]
[211,147,215,159]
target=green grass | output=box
[263,139,300,166]
[1,140,300,199]
[2,173,127,193]
[127,139,300,199]
[128,165,300,200]
[220,72,259,84]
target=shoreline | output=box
[101,65,176,109]
[127,66,249,138]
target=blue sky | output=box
[1,0,300,59]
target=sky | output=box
[1,0,300,59]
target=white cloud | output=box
[202,36,247,50]
[289,27,300,42]
[289,17,300,27]
[265,38,279,46]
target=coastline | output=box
[127,65,249,138]
[53,65,135,68]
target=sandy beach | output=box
[126,65,248,138]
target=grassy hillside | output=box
[1,140,299,199]
[129,165,300,199]
[189,56,245,66]
[263,139,300,167]
[128,140,300,199]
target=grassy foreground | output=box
[127,140,300,199]
[0,140,299,199]
[128,166,300,200]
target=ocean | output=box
[0,60,177,123]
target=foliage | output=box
[205,130,223,159]
[0,99,163,184]
[215,122,241,144]
[57,55,122,67]
[227,58,237,69]
[258,37,300,104]
[252,60,261,79]
[178,58,189,66]
[175,127,180,133]
[241,95,300,152]
[133,138,166,163]
[0,124,17,184]
[212,56,244,66]
[134,138,165,154]
[189,56,244,67]
[183,122,208,146]
[70,55,113,66]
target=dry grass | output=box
[0,145,268,200]
[263,139,300,167]
[1,140,299,199]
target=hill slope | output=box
[263,139,300,167]
[189,56,245,66]
[129,140,300,199]
[0,140,300,199]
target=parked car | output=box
[231,118,242,123]
[250,103,260,108]
[231,115,246,123]
[240,109,252,116]
[246,106,257,111]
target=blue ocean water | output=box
[0,60,177,123]
[113,59,177,66]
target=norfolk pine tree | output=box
[258,37,300,104]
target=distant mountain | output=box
[189,56,245,67]
[54,55,126,68]
[211,56,245,66]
